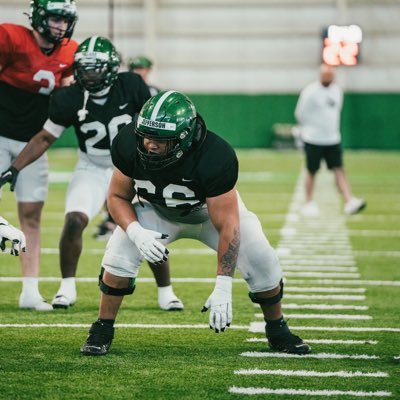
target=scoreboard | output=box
[322,24,363,66]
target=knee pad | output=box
[98,267,136,296]
[249,279,284,305]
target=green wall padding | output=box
[51,93,400,150]
[53,126,78,148]
[341,93,400,149]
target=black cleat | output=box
[394,355,400,364]
[266,320,311,355]
[93,220,116,241]
[80,321,114,356]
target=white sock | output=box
[57,277,77,299]
[21,277,41,298]
[158,285,175,301]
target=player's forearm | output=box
[216,226,240,277]
[12,130,55,171]
[107,194,138,231]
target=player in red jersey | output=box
[0,0,78,311]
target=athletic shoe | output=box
[266,320,311,355]
[301,201,320,217]
[158,296,184,311]
[344,197,366,215]
[51,293,76,309]
[93,220,116,241]
[19,293,53,311]
[394,355,400,364]
[80,321,114,356]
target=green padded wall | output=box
[52,93,400,150]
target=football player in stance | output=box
[93,55,160,241]
[1,36,184,312]
[0,0,78,310]
[80,91,311,356]
[0,216,26,256]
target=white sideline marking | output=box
[233,369,387,377]
[281,304,369,311]
[254,313,372,320]
[249,322,400,332]
[229,387,391,397]
[240,352,379,360]
[0,323,248,329]
[246,338,378,345]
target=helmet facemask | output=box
[134,91,200,170]
[136,122,194,171]
[74,36,120,94]
[30,0,78,44]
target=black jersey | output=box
[111,122,238,223]
[48,72,150,157]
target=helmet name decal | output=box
[75,52,109,62]
[138,116,176,131]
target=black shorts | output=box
[304,142,343,174]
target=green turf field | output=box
[0,149,399,399]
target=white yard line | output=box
[285,287,366,293]
[281,260,355,266]
[229,387,391,397]
[282,266,358,271]
[233,369,387,377]
[2,247,399,257]
[287,279,400,286]
[246,338,378,345]
[281,304,369,310]
[1,276,396,286]
[0,323,248,329]
[254,313,372,320]
[282,272,361,278]
[284,294,366,300]
[240,352,379,359]
[249,322,400,332]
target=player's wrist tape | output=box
[126,221,142,240]
[215,275,233,292]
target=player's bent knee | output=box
[64,212,89,234]
[249,279,284,305]
[98,267,136,296]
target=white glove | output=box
[0,216,26,256]
[202,275,232,333]
[126,221,169,265]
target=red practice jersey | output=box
[0,24,78,142]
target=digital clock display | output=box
[322,25,362,66]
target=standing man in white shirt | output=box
[295,64,366,216]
